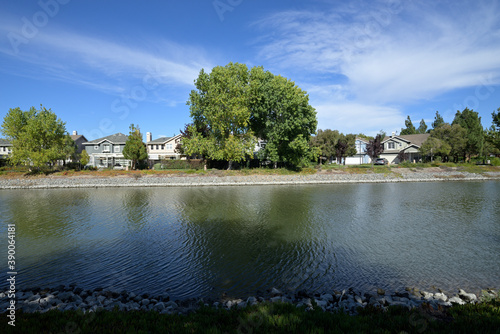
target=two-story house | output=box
[70,131,88,155]
[380,133,430,164]
[83,133,131,168]
[146,132,184,165]
[0,138,13,164]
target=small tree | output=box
[122,124,148,170]
[335,133,356,165]
[60,134,77,165]
[366,134,384,167]
[80,150,90,167]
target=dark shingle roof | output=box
[0,138,12,146]
[148,137,172,144]
[70,134,87,142]
[84,133,128,144]
[382,134,429,147]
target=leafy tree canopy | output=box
[123,124,147,170]
[417,119,428,134]
[309,129,340,164]
[452,107,484,160]
[366,134,384,167]
[1,105,67,170]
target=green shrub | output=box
[490,157,500,166]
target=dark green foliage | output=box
[155,159,204,170]
[400,116,417,135]
[417,118,428,134]
[452,108,484,161]
[432,111,445,130]
[123,124,148,170]
[366,134,384,167]
[310,129,340,164]
[335,133,356,165]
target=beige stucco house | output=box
[146,132,184,165]
[380,133,430,164]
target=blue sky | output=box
[1,0,499,141]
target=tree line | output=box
[418,108,500,162]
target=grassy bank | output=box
[2,298,499,333]
[1,163,499,179]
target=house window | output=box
[156,145,159,150]
[388,142,395,149]
[103,144,110,152]
[166,144,172,150]
[160,144,164,150]
[114,146,120,153]
[94,145,99,150]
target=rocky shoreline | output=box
[1,169,499,189]
[2,285,498,316]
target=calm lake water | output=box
[1,181,499,299]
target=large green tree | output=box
[419,137,451,162]
[184,62,255,170]
[430,123,467,162]
[1,105,66,170]
[248,66,317,167]
[400,116,417,135]
[452,108,484,161]
[310,129,340,164]
[122,124,148,170]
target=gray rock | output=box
[449,296,465,305]
[271,287,282,296]
[57,291,74,301]
[459,289,477,302]
[377,288,385,295]
[315,299,328,308]
[165,301,178,309]
[246,296,257,305]
[434,293,448,302]
[153,302,166,311]
[270,296,282,303]
[237,301,247,309]
[141,299,150,306]
[354,295,363,305]
[321,294,334,302]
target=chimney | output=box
[146,132,152,143]
[73,130,78,136]
[391,132,395,138]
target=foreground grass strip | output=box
[2,299,500,334]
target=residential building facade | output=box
[146,132,184,165]
[83,133,131,168]
[380,133,430,164]
[70,131,88,155]
[0,138,13,164]
[344,137,372,165]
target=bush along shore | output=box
[2,286,499,333]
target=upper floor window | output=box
[388,142,395,149]
[94,145,99,150]
[166,144,173,150]
[114,146,120,153]
[160,144,165,150]
[103,144,110,152]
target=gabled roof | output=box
[0,138,13,146]
[84,133,128,145]
[382,134,429,147]
[148,134,182,144]
[71,134,87,142]
[355,137,370,143]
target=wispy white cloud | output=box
[0,22,212,96]
[253,0,500,134]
